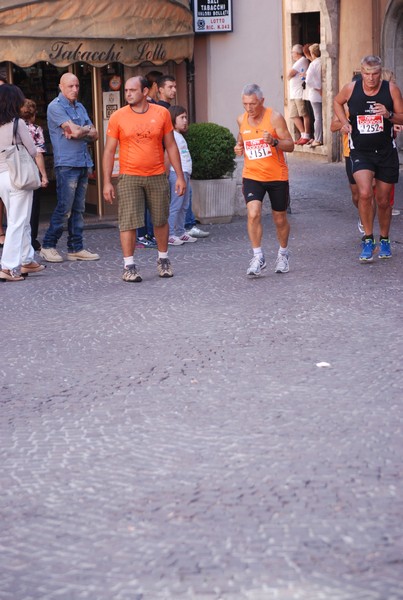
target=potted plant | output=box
[186,122,237,223]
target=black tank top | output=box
[348,80,394,151]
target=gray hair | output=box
[242,84,263,100]
[292,44,303,54]
[361,55,382,68]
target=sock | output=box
[124,256,134,267]
[253,247,263,257]
[380,236,389,241]
[279,246,288,255]
[302,133,310,139]
[158,251,168,259]
[364,235,374,242]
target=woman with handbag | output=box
[0,84,45,281]
[20,98,49,252]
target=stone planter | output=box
[191,177,237,224]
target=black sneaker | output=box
[122,264,142,282]
[157,257,173,278]
[137,235,157,249]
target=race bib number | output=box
[244,138,272,160]
[357,114,384,134]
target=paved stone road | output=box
[1,156,403,600]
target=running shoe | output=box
[246,255,266,277]
[137,236,157,249]
[179,233,197,243]
[157,257,174,278]
[359,238,376,262]
[168,236,184,246]
[122,264,142,282]
[186,226,210,238]
[274,252,290,273]
[378,238,392,259]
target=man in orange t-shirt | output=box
[103,76,186,281]
[235,83,294,277]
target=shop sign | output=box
[193,0,233,33]
[48,40,168,65]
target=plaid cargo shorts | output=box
[117,173,170,231]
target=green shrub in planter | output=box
[186,122,236,180]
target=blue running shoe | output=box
[359,238,375,262]
[379,238,392,259]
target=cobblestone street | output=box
[1,156,403,600]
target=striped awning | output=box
[0,0,194,67]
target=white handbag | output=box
[2,118,41,191]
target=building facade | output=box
[282,0,403,162]
[192,0,403,162]
[0,0,194,216]
[0,1,401,216]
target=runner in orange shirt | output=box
[103,76,186,281]
[235,83,294,277]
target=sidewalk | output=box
[1,156,402,600]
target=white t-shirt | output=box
[306,58,322,103]
[171,130,192,175]
[289,56,309,99]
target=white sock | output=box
[158,251,168,259]
[302,133,310,139]
[253,247,263,257]
[124,256,134,267]
[279,246,288,255]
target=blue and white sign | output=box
[193,0,233,33]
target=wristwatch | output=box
[388,111,394,120]
[272,139,279,147]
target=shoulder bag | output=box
[2,118,41,191]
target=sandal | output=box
[0,233,5,248]
[21,261,46,274]
[0,268,25,282]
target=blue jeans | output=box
[185,188,196,229]
[43,167,88,252]
[168,171,190,237]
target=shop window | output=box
[13,62,66,183]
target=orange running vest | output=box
[240,107,288,181]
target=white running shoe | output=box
[168,236,184,246]
[275,252,289,273]
[247,254,266,277]
[186,226,210,238]
[179,233,197,243]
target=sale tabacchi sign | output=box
[193,0,233,33]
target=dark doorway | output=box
[291,11,320,46]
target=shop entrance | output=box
[12,62,64,216]
[11,61,126,216]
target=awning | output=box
[0,0,194,67]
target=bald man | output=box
[41,73,100,263]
